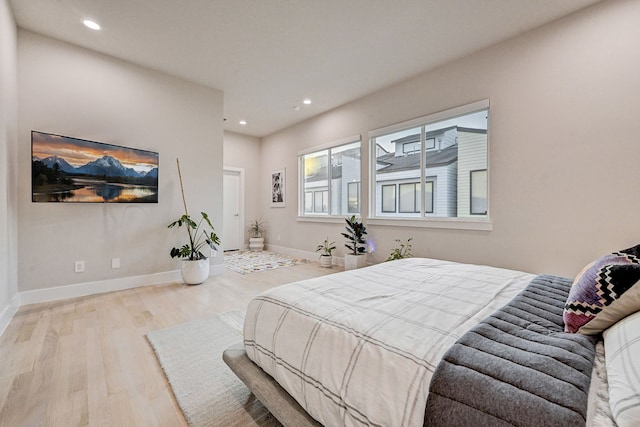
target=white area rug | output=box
[146,310,281,427]
[224,250,311,275]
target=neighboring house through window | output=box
[370,100,489,221]
[299,137,361,217]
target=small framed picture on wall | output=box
[271,169,285,208]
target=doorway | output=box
[223,168,244,251]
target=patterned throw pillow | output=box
[564,244,640,334]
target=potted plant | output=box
[315,237,336,268]
[247,219,265,251]
[341,215,368,270]
[168,158,220,285]
[386,237,413,261]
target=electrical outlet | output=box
[278,234,281,241]
[210,248,217,258]
[75,260,85,273]
[111,258,120,269]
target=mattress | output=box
[243,258,535,427]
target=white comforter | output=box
[244,258,535,427]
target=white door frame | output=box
[223,166,245,251]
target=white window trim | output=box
[368,100,492,230]
[297,135,362,221]
[367,217,492,231]
[297,135,361,156]
[297,216,346,224]
[368,100,489,139]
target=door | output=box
[223,169,243,251]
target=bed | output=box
[224,250,640,427]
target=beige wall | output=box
[223,131,262,246]
[260,0,640,278]
[17,31,224,292]
[0,0,18,322]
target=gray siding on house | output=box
[457,130,488,217]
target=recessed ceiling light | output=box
[303,98,312,105]
[83,20,101,31]
[239,120,247,125]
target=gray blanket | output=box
[425,275,596,426]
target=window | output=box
[347,182,360,213]
[402,141,420,155]
[470,170,487,215]
[299,137,361,217]
[304,192,313,213]
[424,179,435,214]
[313,190,328,213]
[399,182,420,213]
[381,185,396,212]
[370,100,489,221]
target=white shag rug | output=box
[146,310,281,427]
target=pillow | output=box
[603,311,640,427]
[564,244,640,334]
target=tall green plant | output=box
[168,158,220,260]
[341,215,367,255]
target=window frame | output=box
[470,169,488,216]
[381,184,397,213]
[398,182,420,214]
[298,135,362,221]
[424,178,435,214]
[368,100,492,231]
[347,181,360,214]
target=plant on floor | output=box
[316,238,336,257]
[386,237,413,261]
[316,237,336,268]
[247,219,266,238]
[342,215,367,255]
[247,218,266,251]
[168,158,220,260]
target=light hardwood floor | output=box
[0,260,341,426]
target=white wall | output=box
[0,0,19,328]
[260,0,640,278]
[223,131,261,245]
[17,30,224,292]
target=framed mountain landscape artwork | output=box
[31,131,159,203]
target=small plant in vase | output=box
[315,237,336,268]
[341,215,368,270]
[168,158,220,285]
[386,237,413,261]
[247,219,266,252]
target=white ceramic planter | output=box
[344,254,367,270]
[181,258,210,285]
[319,255,332,268]
[249,237,264,252]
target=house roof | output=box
[376,144,458,173]
[391,126,487,145]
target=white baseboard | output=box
[19,263,226,307]
[19,270,181,306]
[0,293,20,337]
[0,252,273,337]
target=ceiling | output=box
[9,0,601,138]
